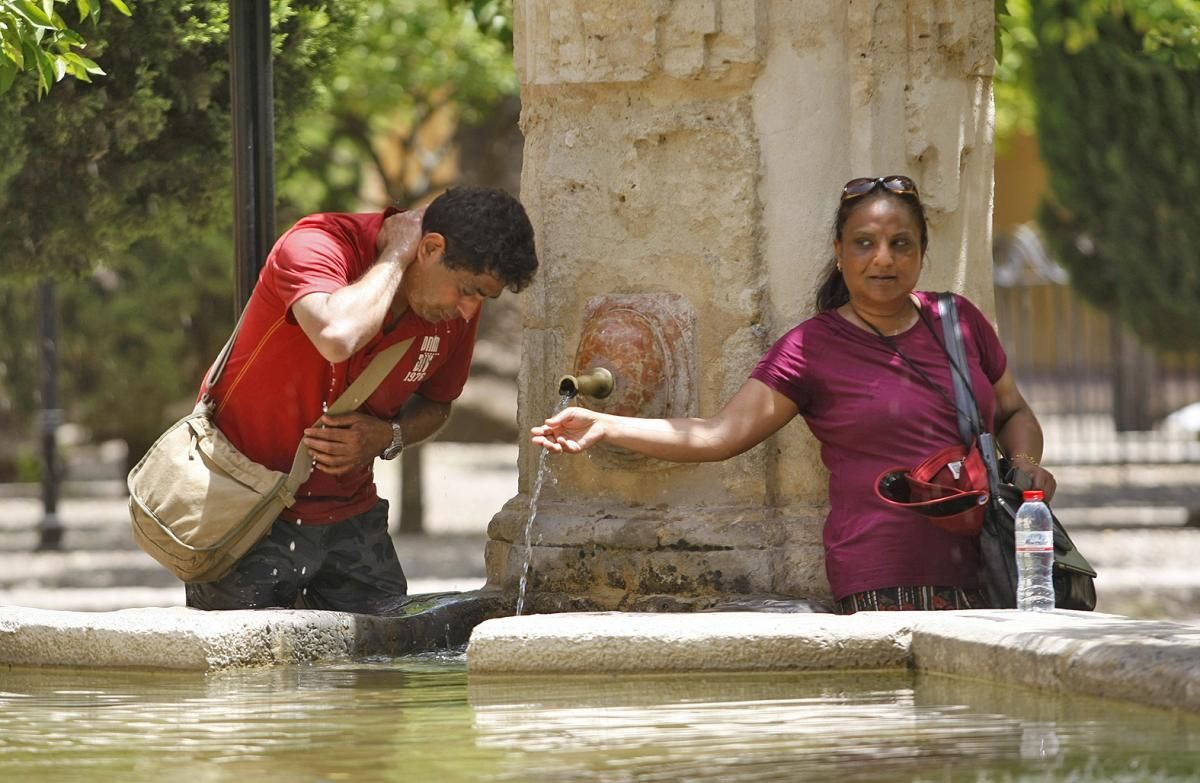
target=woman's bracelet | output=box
[1010,453,1041,467]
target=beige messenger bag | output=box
[128,328,413,584]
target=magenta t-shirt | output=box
[750,291,1007,599]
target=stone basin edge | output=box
[0,589,511,671]
[465,610,1200,716]
[4,600,1198,716]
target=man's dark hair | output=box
[421,186,538,292]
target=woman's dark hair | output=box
[812,182,929,312]
[421,186,538,292]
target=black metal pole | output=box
[37,280,64,551]
[229,0,276,313]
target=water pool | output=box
[2,652,1199,782]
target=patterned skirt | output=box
[835,585,987,615]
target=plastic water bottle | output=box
[1015,490,1055,611]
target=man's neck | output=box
[383,295,410,331]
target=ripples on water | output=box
[1,663,1199,782]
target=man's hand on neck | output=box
[292,208,427,364]
[377,209,423,328]
[376,208,425,266]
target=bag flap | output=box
[185,416,289,495]
[1055,547,1097,578]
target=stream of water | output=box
[516,394,573,616]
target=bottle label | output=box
[1016,531,1053,553]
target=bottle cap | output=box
[1022,490,1045,501]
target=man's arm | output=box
[391,394,453,450]
[292,210,423,363]
[301,394,452,476]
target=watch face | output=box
[383,422,404,459]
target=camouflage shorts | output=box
[184,500,409,615]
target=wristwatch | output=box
[381,420,404,460]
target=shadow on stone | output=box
[358,589,515,656]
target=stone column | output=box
[487,0,996,612]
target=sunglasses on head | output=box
[841,175,919,202]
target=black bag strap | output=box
[937,294,982,446]
[935,293,1002,491]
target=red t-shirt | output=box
[750,291,1007,599]
[200,209,479,524]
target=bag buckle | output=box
[194,394,216,416]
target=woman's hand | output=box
[530,380,798,462]
[1011,457,1057,502]
[531,407,608,453]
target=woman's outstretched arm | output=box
[531,378,799,463]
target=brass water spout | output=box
[558,367,614,399]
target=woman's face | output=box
[833,195,924,311]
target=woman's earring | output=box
[836,264,842,273]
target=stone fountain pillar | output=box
[486,0,997,612]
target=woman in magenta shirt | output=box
[532,176,1056,614]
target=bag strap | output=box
[937,294,982,446]
[204,306,251,391]
[281,336,416,493]
[325,336,414,416]
[935,293,1002,491]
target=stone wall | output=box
[489,0,996,611]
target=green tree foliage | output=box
[995,0,1200,142]
[0,221,235,466]
[1038,0,1200,66]
[995,1,1039,144]
[0,0,361,279]
[0,0,129,97]
[1005,1,1200,353]
[281,0,517,215]
[0,0,518,470]
[0,0,360,467]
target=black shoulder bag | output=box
[936,293,1097,611]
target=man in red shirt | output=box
[185,186,538,613]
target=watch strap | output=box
[383,419,404,459]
